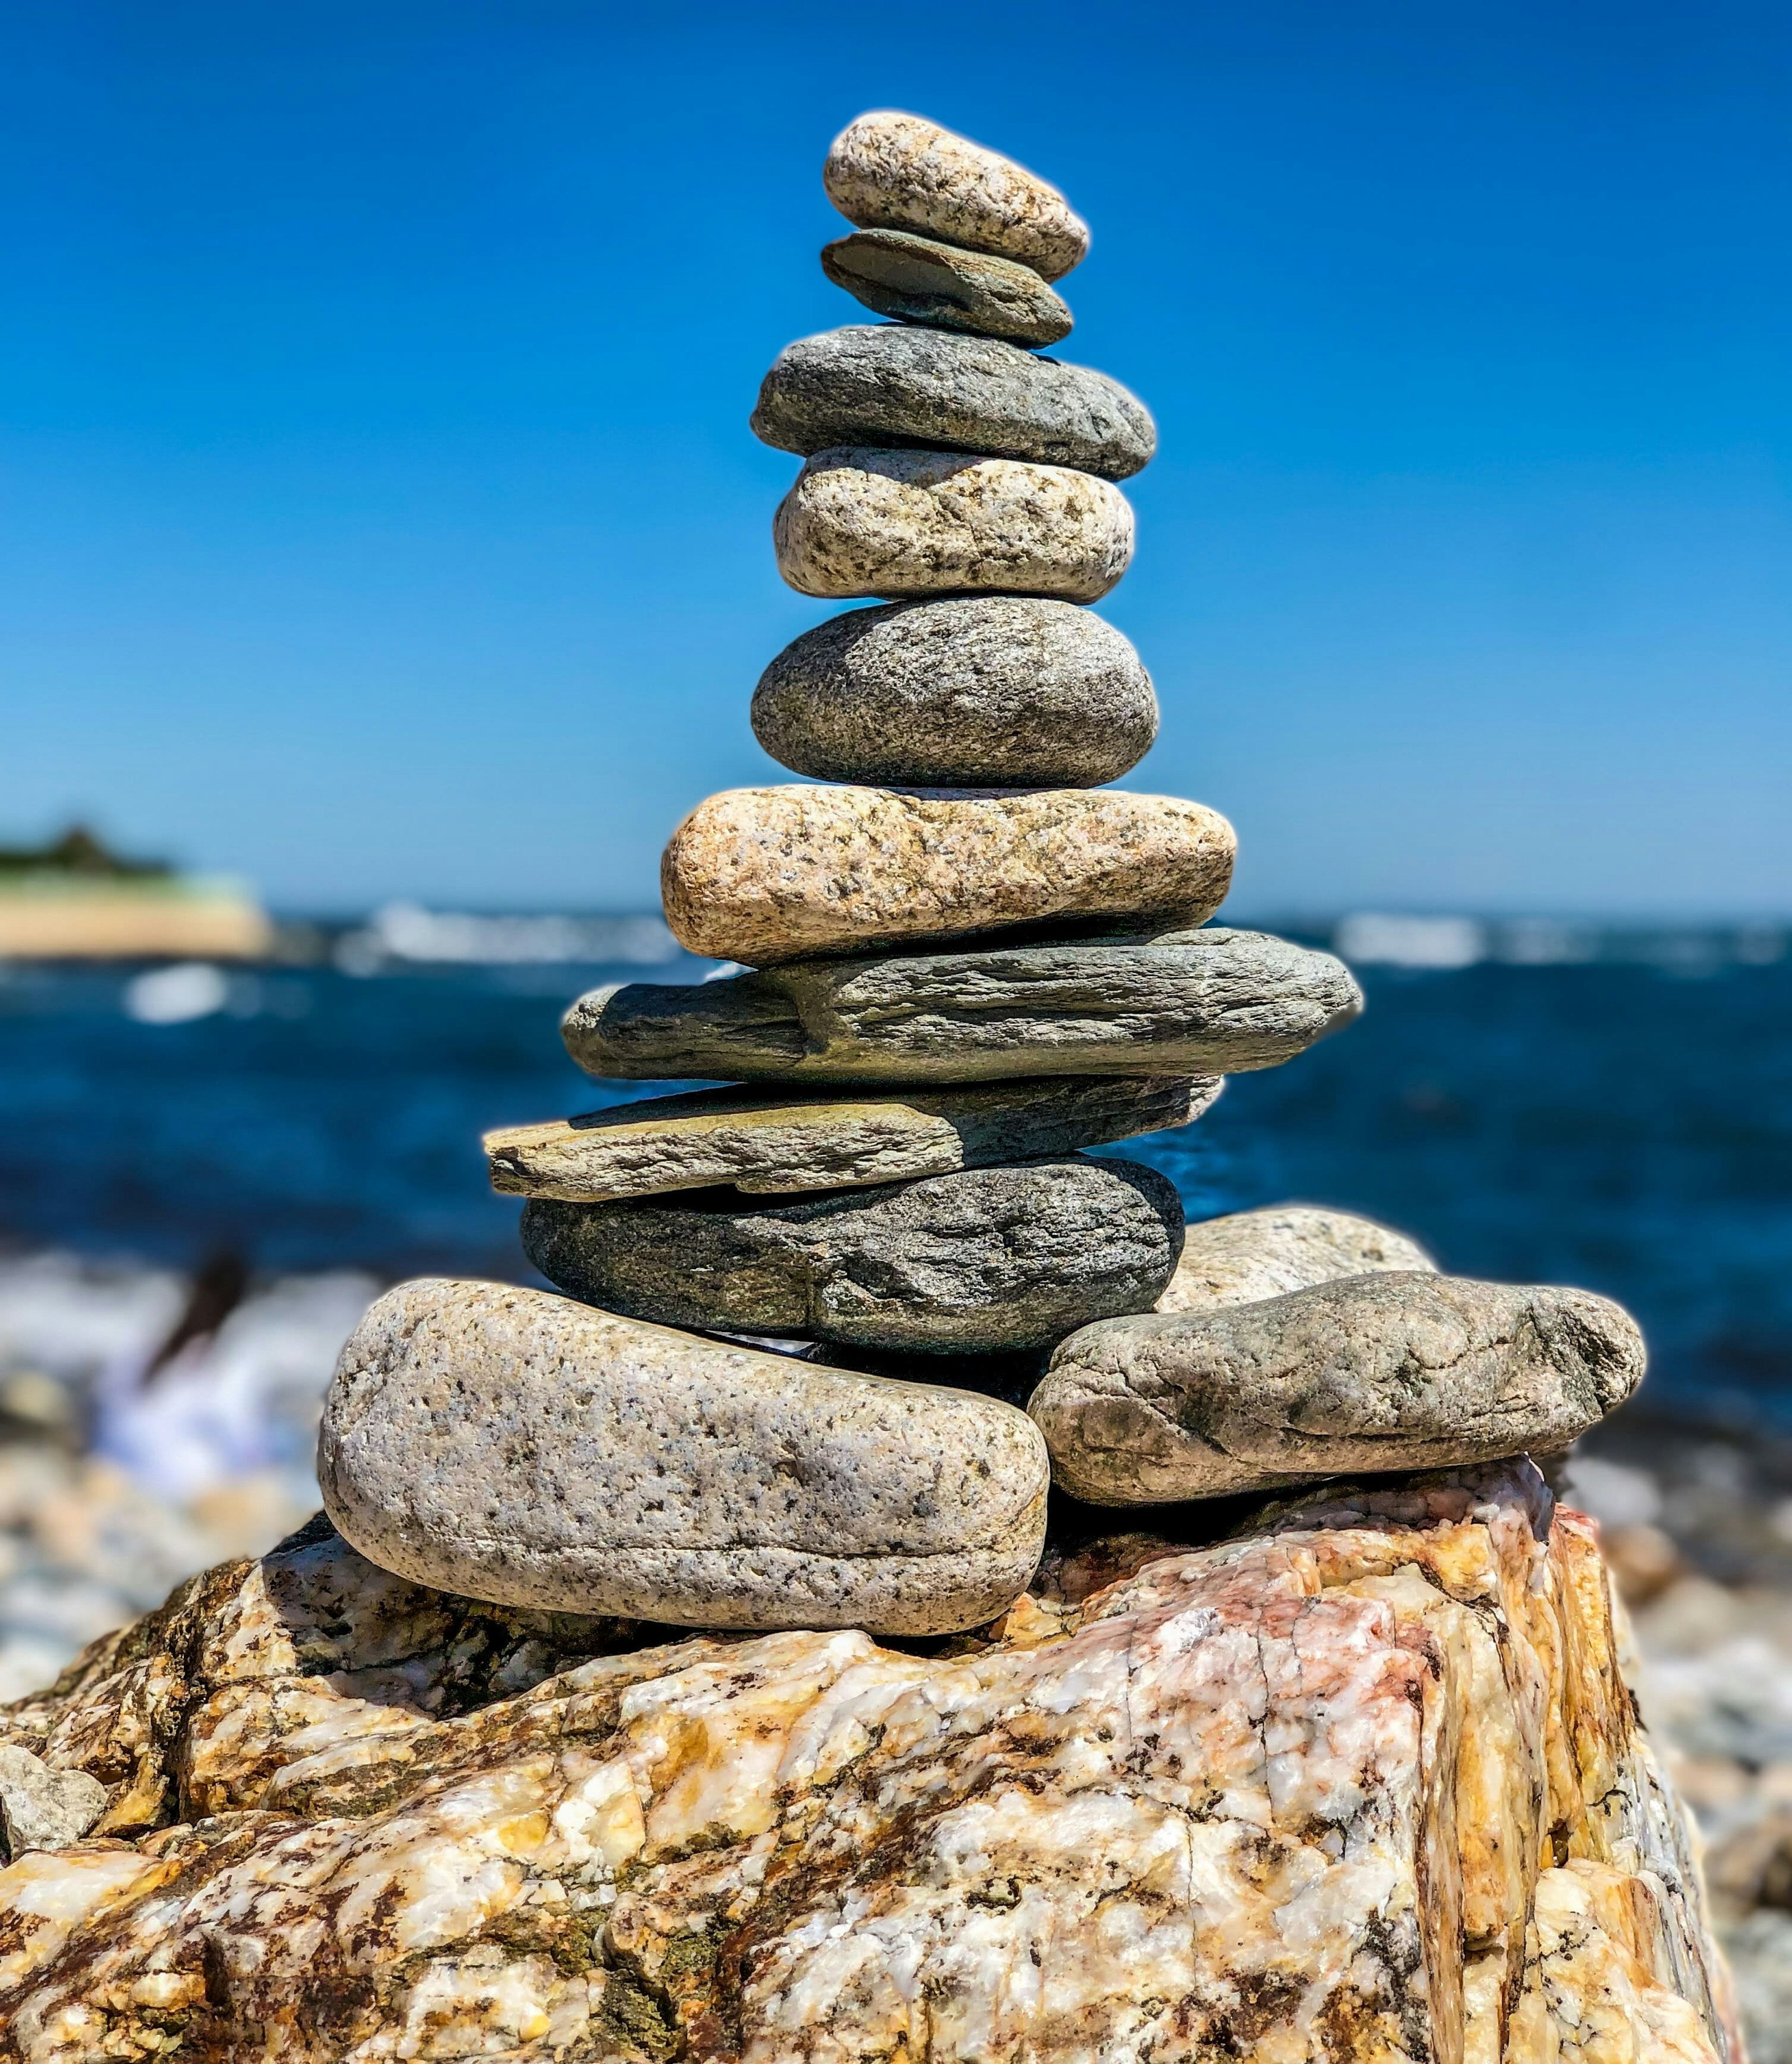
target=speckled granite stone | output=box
[752,596,1157,788]
[822,227,1072,345]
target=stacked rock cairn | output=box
[319,112,1647,1640]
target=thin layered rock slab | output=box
[774,448,1132,602]
[1031,1271,1647,1504]
[822,227,1072,345]
[659,786,1233,965]
[485,1074,1217,1204]
[752,595,1157,788]
[824,110,1091,280]
[751,326,1155,481]
[1158,1202,1436,1311]
[319,1279,1048,1635]
[563,927,1362,1085]
[522,1155,1186,1355]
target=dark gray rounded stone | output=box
[521,1155,1186,1355]
[750,326,1155,482]
[821,229,1073,347]
[752,597,1157,787]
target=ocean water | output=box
[1,930,1789,1429]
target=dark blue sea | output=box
[3,923,1788,1431]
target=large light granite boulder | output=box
[0,1465,1739,2061]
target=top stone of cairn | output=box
[824,111,1091,283]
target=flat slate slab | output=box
[821,228,1073,346]
[563,927,1363,1086]
[751,326,1155,481]
[521,1155,1185,1354]
[319,1279,1049,1635]
[485,1075,1218,1204]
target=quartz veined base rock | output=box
[485,1074,1218,1203]
[822,228,1073,345]
[0,1467,1738,2062]
[752,595,1158,788]
[825,110,1091,280]
[1032,1271,1647,1503]
[319,1280,1048,1634]
[1158,1202,1436,1311]
[660,786,1234,964]
[522,1155,1186,1354]
[751,326,1155,480]
[774,448,1133,602]
[564,927,1361,1085]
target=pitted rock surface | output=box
[485,1075,1217,1203]
[318,1280,1049,1634]
[1158,1202,1437,1312]
[659,786,1233,965]
[822,228,1072,345]
[752,595,1157,788]
[751,326,1155,480]
[521,1155,1185,1355]
[1033,1271,1647,1504]
[564,927,1362,1086]
[774,447,1132,602]
[824,110,1091,280]
[0,1466,1738,2061]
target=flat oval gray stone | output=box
[774,448,1132,603]
[824,111,1090,281]
[521,1156,1186,1355]
[485,1075,1219,1204]
[1158,1204,1436,1312]
[752,597,1158,788]
[661,787,1233,965]
[319,1279,1049,1635]
[563,928,1362,1085]
[821,228,1072,346]
[751,327,1155,481]
[1030,1272,1647,1505]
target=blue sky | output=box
[3,1,1789,915]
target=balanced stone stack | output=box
[317,112,1647,1643]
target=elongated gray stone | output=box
[1031,1272,1647,1505]
[822,228,1073,345]
[521,1156,1185,1355]
[485,1075,1218,1204]
[774,448,1132,603]
[824,111,1091,281]
[319,1279,1049,1635]
[563,928,1362,1086]
[752,595,1158,788]
[751,327,1155,481]
[1158,1204,1436,1312]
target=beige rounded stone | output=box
[318,1279,1050,1636]
[824,111,1090,281]
[1157,1204,1437,1313]
[774,448,1133,602]
[659,786,1236,966]
[821,227,1073,346]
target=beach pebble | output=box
[824,111,1091,281]
[319,1279,1049,1635]
[1158,1204,1437,1312]
[0,1746,107,1858]
[774,447,1132,603]
[563,927,1361,1086]
[660,786,1233,965]
[821,227,1073,346]
[522,1156,1185,1355]
[751,326,1154,481]
[485,1075,1218,1204]
[753,596,1157,788]
[1030,1273,1647,1504]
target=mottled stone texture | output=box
[751,326,1155,480]
[0,1748,105,1859]
[752,595,1158,789]
[659,786,1234,965]
[774,448,1133,602]
[521,1155,1185,1354]
[822,228,1073,346]
[0,1466,1739,2061]
[824,111,1091,280]
[1158,1202,1437,1312]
